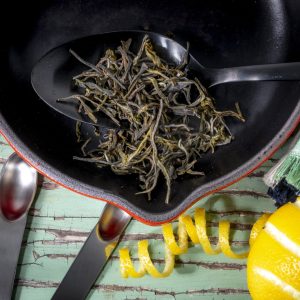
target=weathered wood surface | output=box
[0,134,286,299]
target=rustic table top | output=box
[0,134,285,300]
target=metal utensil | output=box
[31,30,300,126]
[0,153,38,300]
[52,203,131,300]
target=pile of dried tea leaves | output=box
[60,35,244,203]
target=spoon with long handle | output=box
[52,203,131,300]
[31,30,300,126]
[0,153,38,300]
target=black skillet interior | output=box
[1,0,300,223]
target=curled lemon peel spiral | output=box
[119,241,175,278]
[117,208,271,278]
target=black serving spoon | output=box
[31,30,300,126]
[52,203,131,300]
[0,153,38,300]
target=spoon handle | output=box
[0,215,27,300]
[51,223,110,300]
[209,62,300,87]
[52,204,131,300]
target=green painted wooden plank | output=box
[0,133,287,300]
[14,286,251,300]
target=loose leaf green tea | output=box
[60,35,244,203]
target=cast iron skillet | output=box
[1,0,300,225]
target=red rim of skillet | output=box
[1,106,300,225]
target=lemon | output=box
[247,198,300,300]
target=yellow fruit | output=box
[247,198,300,300]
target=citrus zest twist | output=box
[118,208,270,278]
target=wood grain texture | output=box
[0,134,288,300]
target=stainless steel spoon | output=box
[0,153,38,300]
[52,203,131,300]
[31,30,300,126]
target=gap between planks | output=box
[23,233,249,247]
[28,251,246,270]
[25,220,254,235]
[15,279,249,296]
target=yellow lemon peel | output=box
[249,213,271,247]
[104,241,118,257]
[118,207,270,278]
[194,208,221,255]
[162,218,188,255]
[119,240,174,278]
[119,247,146,278]
[218,220,248,259]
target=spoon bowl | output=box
[31,30,300,126]
[31,31,188,126]
[97,203,131,241]
[0,153,38,299]
[0,153,38,221]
